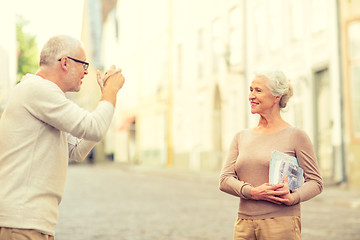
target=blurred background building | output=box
[2,0,360,188]
[0,2,17,116]
[339,0,360,188]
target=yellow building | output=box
[339,0,360,188]
[75,0,119,162]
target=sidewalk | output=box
[93,161,360,209]
[60,162,360,240]
[313,184,360,209]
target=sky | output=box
[11,0,85,49]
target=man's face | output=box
[65,47,88,92]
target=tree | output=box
[16,16,39,83]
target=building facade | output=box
[168,0,344,182]
[0,2,17,115]
[94,0,358,186]
[339,0,360,188]
[101,0,172,166]
[76,0,119,162]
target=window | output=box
[348,20,360,137]
[228,7,243,67]
[293,77,306,128]
[142,38,167,96]
[349,21,360,59]
[311,0,328,33]
[254,3,267,55]
[211,18,223,73]
[177,44,183,87]
[290,0,304,40]
[350,66,360,136]
[197,29,205,79]
[269,0,283,51]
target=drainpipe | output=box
[166,0,174,167]
[243,0,249,128]
[335,0,347,184]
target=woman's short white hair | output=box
[39,35,81,66]
[255,70,293,108]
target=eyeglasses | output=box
[58,56,89,71]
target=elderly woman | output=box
[219,71,323,240]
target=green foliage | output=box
[16,16,39,83]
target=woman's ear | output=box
[274,95,281,104]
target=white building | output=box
[101,0,172,166]
[101,0,344,183]
[0,1,17,114]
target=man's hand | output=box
[97,65,125,92]
[250,183,290,205]
[99,65,125,106]
[96,70,104,91]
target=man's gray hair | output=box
[255,70,294,108]
[40,35,81,66]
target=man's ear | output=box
[59,58,68,71]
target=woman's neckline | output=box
[251,125,293,135]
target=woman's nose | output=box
[249,92,255,100]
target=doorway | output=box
[313,68,334,181]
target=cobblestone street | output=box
[55,163,360,240]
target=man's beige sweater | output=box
[0,74,114,235]
[219,127,323,220]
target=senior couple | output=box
[0,35,322,240]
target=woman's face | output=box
[249,76,279,115]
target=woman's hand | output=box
[250,183,290,205]
[277,176,295,206]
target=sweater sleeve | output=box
[291,128,323,204]
[219,133,253,199]
[22,81,114,142]
[67,134,97,162]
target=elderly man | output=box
[0,35,125,239]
